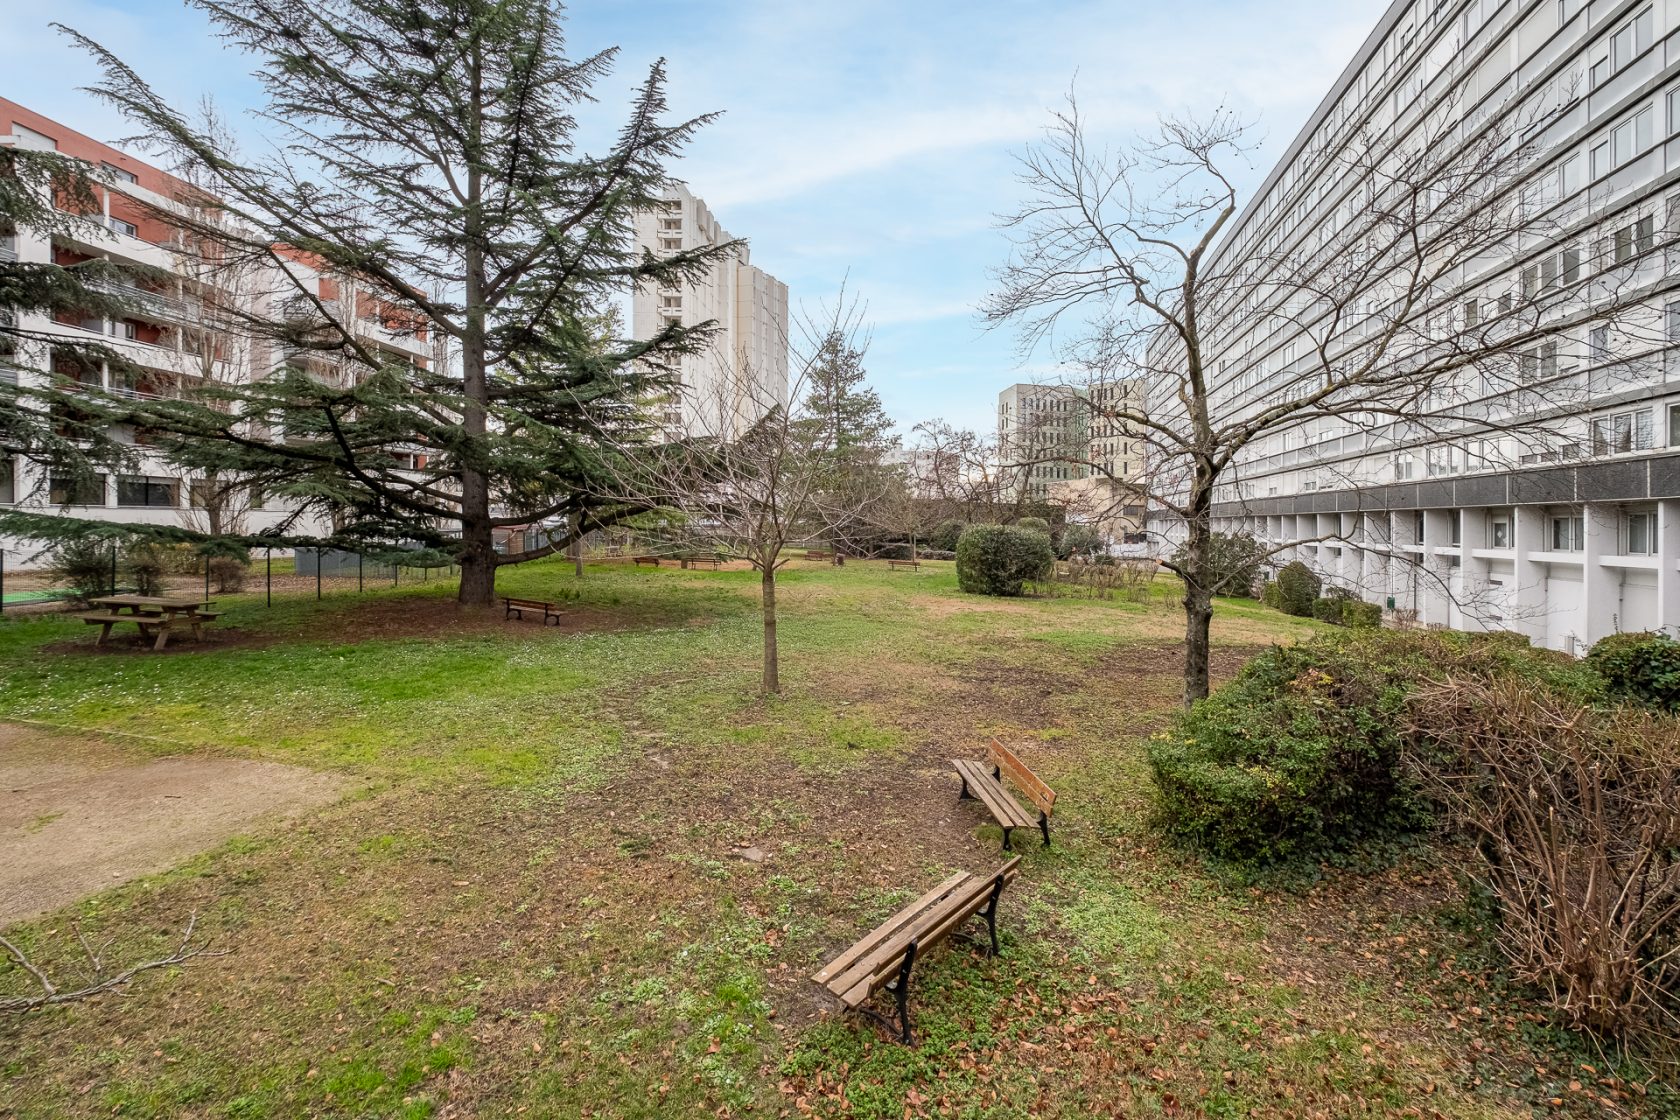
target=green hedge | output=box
[1147,630,1600,867]
[1273,561,1320,617]
[1310,597,1344,624]
[955,524,1054,597]
[1585,631,1680,712]
[1342,601,1381,629]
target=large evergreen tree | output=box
[14,0,732,605]
[797,328,898,554]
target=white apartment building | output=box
[0,99,442,566]
[997,382,1091,502]
[1190,0,1680,652]
[631,184,788,438]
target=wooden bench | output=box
[887,558,920,571]
[812,857,1021,1044]
[680,555,722,570]
[502,596,562,625]
[805,549,833,562]
[632,555,662,567]
[952,738,1057,851]
[80,611,175,651]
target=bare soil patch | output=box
[0,724,347,924]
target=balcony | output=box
[87,277,195,325]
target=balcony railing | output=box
[87,277,194,324]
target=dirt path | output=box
[0,724,345,925]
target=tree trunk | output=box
[761,568,780,694]
[1183,578,1213,707]
[572,535,584,578]
[458,517,497,606]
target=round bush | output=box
[1585,631,1680,712]
[927,519,965,553]
[1172,531,1269,598]
[1273,561,1321,617]
[955,524,1054,597]
[1342,600,1382,629]
[1015,516,1051,536]
[1310,597,1344,624]
[1057,522,1103,561]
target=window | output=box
[1668,301,1680,345]
[1394,454,1415,481]
[1449,511,1462,546]
[187,478,219,509]
[49,473,105,505]
[106,216,138,238]
[1488,513,1512,549]
[1464,299,1480,328]
[1589,325,1610,361]
[1624,510,1657,555]
[1414,512,1426,545]
[1672,404,1680,447]
[1591,409,1653,455]
[1609,7,1654,72]
[100,162,138,185]
[658,237,681,251]
[1592,108,1654,178]
[116,475,179,508]
[1519,341,1559,382]
[0,456,13,504]
[1550,513,1585,551]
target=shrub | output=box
[1260,580,1282,610]
[1173,531,1269,598]
[1147,640,1425,865]
[1148,630,1599,867]
[1015,516,1051,536]
[1342,600,1381,629]
[208,557,249,593]
[1584,631,1680,713]
[125,541,169,597]
[1310,597,1344,624]
[52,538,115,603]
[926,519,965,553]
[1056,522,1104,561]
[955,524,1054,597]
[1408,678,1680,1038]
[1272,561,1320,617]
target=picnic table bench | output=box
[952,738,1057,851]
[887,558,920,571]
[812,857,1021,1045]
[632,555,662,567]
[81,596,218,652]
[502,596,563,625]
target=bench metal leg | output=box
[982,874,1005,956]
[1000,826,1014,852]
[889,939,918,1045]
[958,776,973,800]
[1039,811,1051,847]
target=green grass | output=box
[3,557,1667,1119]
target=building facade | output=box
[1194,0,1680,652]
[997,382,1090,502]
[631,184,788,438]
[0,99,443,566]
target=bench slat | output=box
[953,760,1034,828]
[825,858,1022,1007]
[813,871,971,989]
[988,738,1056,817]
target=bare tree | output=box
[987,89,1664,704]
[1,913,220,1013]
[599,312,885,694]
[904,420,1031,527]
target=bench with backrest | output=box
[679,554,722,570]
[887,558,920,571]
[812,857,1020,1045]
[952,738,1057,851]
[804,549,833,562]
[502,596,562,625]
[632,555,662,567]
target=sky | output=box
[0,0,1390,436]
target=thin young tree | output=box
[32,0,734,606]
[987,90,1659,704]
[602,312,884,694]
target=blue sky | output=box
[0,0,1388,435]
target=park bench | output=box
[887,558,920,571]
[502,596,562,625]
[811,856,1021,1045]
[632,555,662,567]
[805,549,833,562]
[680,555,722,570]
[952,738,1057,851]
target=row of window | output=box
[0,465,265,510]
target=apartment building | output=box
[997,382,1090,502]
[630,183,789,438]
[1190,0,1680,651]
[0,98,441,564]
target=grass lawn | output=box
[0,558,1667,1118]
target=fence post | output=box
[358,552,364,594]
[266,549,272,608]
[316,548,322,601]
[0,548,6,616]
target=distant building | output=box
[997,382,1089,502]
[631,184,788,438]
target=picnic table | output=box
[82,596,221,651]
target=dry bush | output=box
[1054,559,1158,602]
[1407,678,1680,1041]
